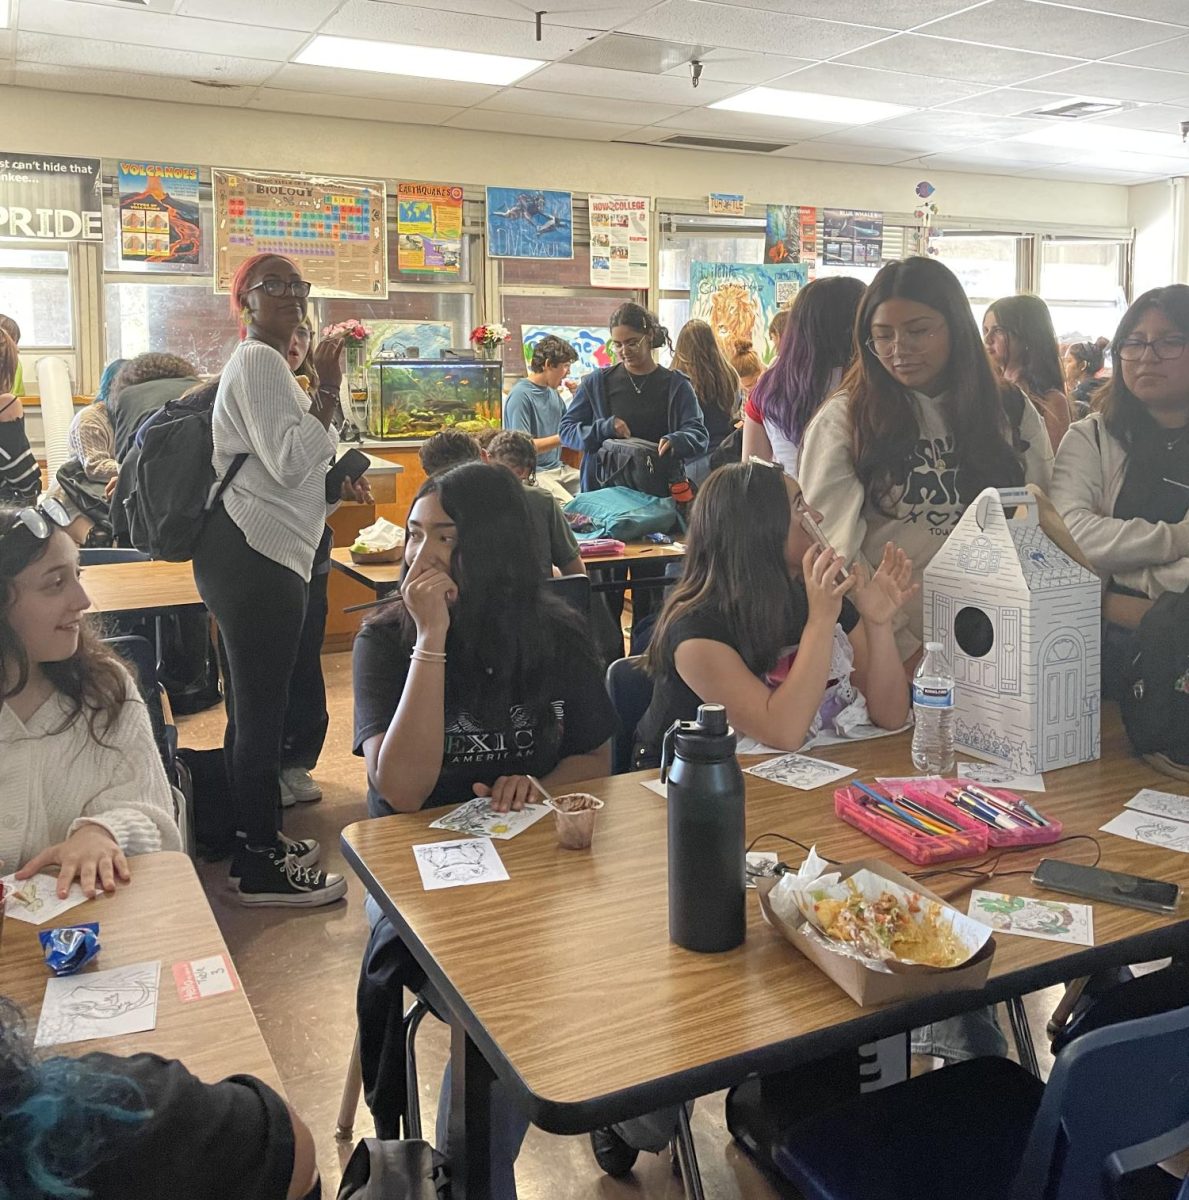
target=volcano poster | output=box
[118,161,201,266]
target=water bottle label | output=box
[912,684,954,709]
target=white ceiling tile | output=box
[1044,0,1189,25]
[937,138,1081,164]
[479,88,685,125]
[621,1,891,58]
[839,34,1078,86]
[24,0,307,60]
[1089,103,1188,132]
[865,110,1040,138]
[767,62,989,106]
[364,0,642,29]
[917,153,1052,175]
[12,61,253,105]
[662,49,816,86]
[1111,35,1189,72]
[810,127,982,154]
[651,107,849,140]
[724,0,986,32]
[442,109,641,141]
[918,0,1186,60]
[248,88,464,125]
[771,140,926,164]
[265,62,499,107]
[322,0,596,61]
[176,0,340,30]
[1029,61,1189,102]
[517,62,738,106]
[17,32,279,84]
[935,87,1073,115]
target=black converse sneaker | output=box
[227,833,321,889]
[236,845,347,908]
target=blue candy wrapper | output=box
[39,923,100,975]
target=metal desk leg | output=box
[447,1019,494,1200]
[1007,996,1041,1078]
[674,1104,706,1200]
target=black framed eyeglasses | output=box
[3,498,71,543]
[246,277,312,299]
[608,334,647,353]
[1118,335,1188,362]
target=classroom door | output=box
[1039,633,1083,769]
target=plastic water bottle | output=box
[911,641,956,774]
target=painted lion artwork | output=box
[708,282,760,355]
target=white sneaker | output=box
[280,767,323,807]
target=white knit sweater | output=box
[212,339,337,582]
[0,668,181,872]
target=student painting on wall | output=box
[193,252,347,908]
[0,501,181,900]
[743,276,865,478]
[1065,335,1111,416]
[353,463,615,1195]
[799,257,1054,666]
[1050,285,1189,774]
[0,331,39,506]
[504,334,581,502]
[671,317,742,453]
[983,294,1075,453]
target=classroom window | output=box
[0,245,74,348]
[104,282,240,376]
[318,292,474,358]
[1039,239,1128,343]
[932,235,1025,326]
[658,222,765,337]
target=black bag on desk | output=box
[337,1138,450,1200]
[1119,588,1189,762]
[595,438,675,498]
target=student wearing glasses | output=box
[1050,286,1189,755]
[0,500,180,900]
[799,257,1053,665]
[192,253,347,908]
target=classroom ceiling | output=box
[6,0,1189,184]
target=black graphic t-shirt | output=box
[352,620,616,816]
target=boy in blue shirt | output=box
[504,334,579,502]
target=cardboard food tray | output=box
[350,547,401,564]
[756,858,995,1007]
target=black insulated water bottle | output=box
[660,703,746,953]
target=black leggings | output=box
[193,505,307,846]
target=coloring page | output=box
[640,778,667,798]
[1125,789,1189,824]
[35,961,161,1048]
[428,797,550,841]
[1100,810,1189,854]
[2,873,87,925]
[745,753,856,791]
[412,838,510,890]
[968,891,1093,945]
[958,762,1046,793]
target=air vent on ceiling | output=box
[656,134,789,154]
[1025,98,1126,120]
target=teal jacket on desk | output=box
[559,365,709,493]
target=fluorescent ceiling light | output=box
[710,87,914,125]
[1012,122,1189,157]
[296,35,543,86]
[0,0,10,29]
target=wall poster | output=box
[118,160,201,266]
[822,208,884,267]
[397,182,463,276]
[521,324,614,380]
[0,152,101,241]
[708,193,745,217]
[213,168,387,297]
[765,204,817,266]
[486,187,573,259]
[689,261,809,365]
[589,194,649,289]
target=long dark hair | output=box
[986,294,1065,395]
[671,319,739,415]
[609,301,672,354]
[367,463,595,722]
[0,508,130,739]
[750,275,865,444]
[1100,284,1189,452]
[843,257,1024,516]
[646,463,803,679]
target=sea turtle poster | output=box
[486,187,572,259]
[689,261,808,365]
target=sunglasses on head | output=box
[3,498,71,544]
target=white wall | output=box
[0,85,1132,229]
[1129,180,1176,296]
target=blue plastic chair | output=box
[773,1002,1189,1200]
[605,655,653,774]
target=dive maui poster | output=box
[486,187,572,259]
[118,161,200,265]
[689,261,808,365]
[397,182,463,276]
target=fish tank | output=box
[364,360,502,441]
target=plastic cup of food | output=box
[547,793,604,850]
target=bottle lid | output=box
[671,703,736,763]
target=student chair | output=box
[544,572,591,616]
[79,547,152,565]
[772,1003,1189,1200]
[605,655,653,774]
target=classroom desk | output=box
[1,852,282,1093]
[341,711,1189,1199]
[84,558,204,616]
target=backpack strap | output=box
[209,452,248,509]
[1005,386,1031,455]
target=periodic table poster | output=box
[212,168,387,298]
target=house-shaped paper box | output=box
[922,487,1101,773]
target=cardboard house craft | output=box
[923,487,1101,774]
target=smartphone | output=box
[1031,859,1181,914]
[325,448,370,500]
[800,509,850,581]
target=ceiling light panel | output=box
[711,87,914,125]
[295,35,543,85]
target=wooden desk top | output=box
[342,712,1189,1133]
[583,540,685,565]
[1,853,282,1092]
[84,559,204,615]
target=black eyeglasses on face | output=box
[246,277,312,299]
[3,499,71,544]
[1118,335,1189,362]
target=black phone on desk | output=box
[325,448,371,500]
[1031,859,1181,914]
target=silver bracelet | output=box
[410,648,447,664]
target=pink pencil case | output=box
[578,538,625,557]
[834,784,988,865]
[898,778,1062,849]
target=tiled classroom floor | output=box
[179,650,1063,1198]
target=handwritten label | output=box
[172,953,239,1003]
